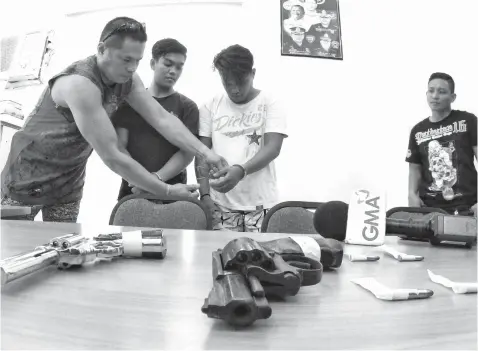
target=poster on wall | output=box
[6,30,55,88]
[281,0,343,60]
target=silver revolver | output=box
[0,229,166,286]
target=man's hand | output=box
[204,151,229,175]
[209,165,245,193]
[408,194,424,207]
[132,183,200,200]
[471,203,477,217]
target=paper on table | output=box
[290,236,321,262]
[351,277,433,301]
[427,270,478,294]
[345,254,380,262]
[382,245,424,261]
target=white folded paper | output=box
[352,277,433,301]
[345,254,380,262]
[289,236,321,262]
[427,270,478,294]
[382,245,424,261]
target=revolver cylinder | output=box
[49,233,86,249]
[94,229,167,259]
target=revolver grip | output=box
[201,251,272,327]
[260,237,343,269]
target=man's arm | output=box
[116,127,130,156]
[405,126,424,207]
[156,99,199,181]
[470,113,477,215]
[195,136,213,197]
[156,150,194,182]
[125,74,213,160]
[63,75,169,196]
[242,133,285,175]
[408,163,424,207]
[241,96,287,175]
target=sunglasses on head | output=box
[101,21,146,42]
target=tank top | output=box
[1,55,133,205]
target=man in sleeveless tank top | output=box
[1,17,227,222]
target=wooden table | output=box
[1,220,476,350]
[0,205,31,219]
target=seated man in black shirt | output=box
[112,38,199,200]
[406,72,477,216]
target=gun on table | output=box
[1,230,166,286]
[201,236,343,327]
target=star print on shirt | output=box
[246,130,262,145]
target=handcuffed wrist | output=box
[232,164,247,180]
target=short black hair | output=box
[213,44,254,83]
[100,17,147,48]
[152,38,187,60]
[291,4,305,14]
[429,72,455,93]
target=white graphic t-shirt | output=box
[199,92,288,211]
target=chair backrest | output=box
[261,201,322,234]
[109,194,212,230]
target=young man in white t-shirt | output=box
[195,44,288,232]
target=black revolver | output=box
[201,236,342,327]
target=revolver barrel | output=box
[1,248,59,286]
[201,251,272,327]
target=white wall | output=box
[240,0,478,207]
[2,0,477,224]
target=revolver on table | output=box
[1,230,166,286]
[201,236,343,327]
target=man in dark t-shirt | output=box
[112,38,199,201]
[406,72,477,216]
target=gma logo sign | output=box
[355,190,381,241]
